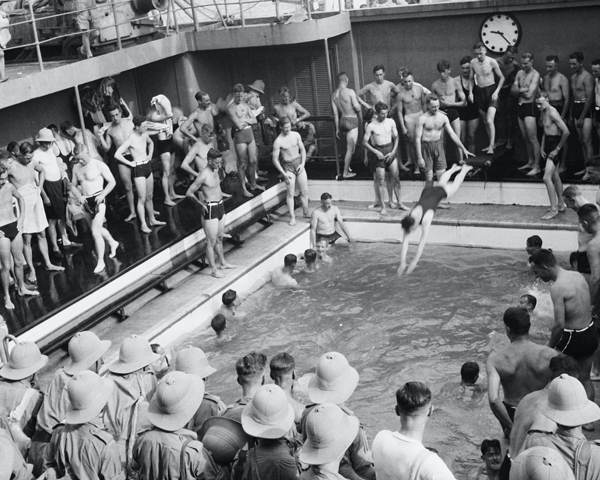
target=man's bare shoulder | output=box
[587,234,600,252]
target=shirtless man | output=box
[0,164,39,309]
[331,72,360,179]
[61,121,102,162]
[415,94,473,183]
[468,42,505,155]
[511,53,541,176]
[497,46,520,148]
[543,56,570,171]
[457,57,480,155]
[529,248,597,403]
[592,59,600,158]
[7,143,63,283]
[536,91,569,219]
[272,116,308,226]
[357,64,399,113]
[273,86,317,160]
[310,192,352,249]
[431,60,466,164]
[185,148,235,278]
[114,116,165,234]
[180,124,215,178]
[71,143,120,273]
[180,91,220,149]
[397,163,472,276]
[271,254,299,288]
[486,307,558,438]
[396,72,426,174]
[562,186,593,276]
[97,105,136,221]
[569,52,594,177]
[315,237,332,265]
[227,84,263,198]
[363,101,407,215]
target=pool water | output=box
[183,242,560,479]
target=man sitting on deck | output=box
[397,163,472,276]
[310,192,353,250]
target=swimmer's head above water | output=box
[284,254,297,269]
[305,249,317,266]
[525,235,543,255]
[518,294,537,313]
[460,361,479,385]
[480,439,502,474]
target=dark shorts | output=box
[543,135,563,165]
[422,139,447,172]
[595,107,600,123]
[83,191,103,216]
[340,116,359,132]
[517,102,537,120]
[475,84,498,112]
[441,108,460,124]
[576,250,591,274]
[549,101,565,113]
[234,127,254,145]
[157,138,175,155]
[555,322,599,359]
[316,231,341,244]
[0,221,19,242]
[368,143,396,173]
[572,102,593,120]
[133,161,152,178]
[502,400,517,422]
[282,156,302,174]
[43,178,67,220]
[204,200,225,221]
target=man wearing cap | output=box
[223,352,268,423]
[231,384,300,479]
[270,353,305,424]
[29,331,111,476]
[43,371,123,480]
[373,382,456,480]
[173,346,226,435]
[105,335,160,466]
[521,374,600,476]
[131,371,224,479]
[486,307,559,439]
[0,341,47,454]
[510,446,575,480]
[299,352,375,480]
[300,403,360,480]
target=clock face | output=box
[480,14,521,54]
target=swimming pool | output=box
[174,237,561,478]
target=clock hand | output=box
[490,30,512,44]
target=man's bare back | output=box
[552,265,593,330]
[332,87,360,118]
[271,265,297,288]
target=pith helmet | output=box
[173,346,216,378]
[64,331,111,375]
[241,384,294,439]
[247,80,265,94]
[307,352,359,404]
[65,371,114,424]
[0,341,48,380]
[108,335,160,375]
[35,128,55,143]
[542,374,600,427]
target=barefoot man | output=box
[180,124,215,178]
[71,143,120,273]
[272,116,308,226]
[0,164,38,308]
[469,42,505,154]
[363,101,407,216]
[331,72,360,179]
[396,72,426,174]
[114,117,165,234]
[310,192,352,249]
[536,91,569,219]
[397,163,472,276]
[569,52,594,177]
[97,105,136,221]
[186,148,235,278]
[227,84,264,198]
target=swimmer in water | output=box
[475,439,502,480]
[397,163,472,276]
[303,248,317,273]
[316,237,332,265]
[517,294,537,313]
[525,235,543,256]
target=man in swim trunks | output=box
[114,116,166,234]
[186,148,235,278]
[485,307,558,439]
[273,86,318,161]
[397,163,472,276]
[180,90,220,149]
[0,164,39,309]
[512,53,542,176]
[396,72,426,174]
[569,52,594,178]
[431,60,466,165]
[592,59,600,158]
[71,143,120,274]
[543,55,570,171]
[180,123,215,178]
[358,64,399,113]
[310,192,353,249]
[331,72,360,179]
[469,42,505,155]
[563,186,593,276]
[272,116,308,226]
[97,104,136,221]
[457,56,480,155]
[6,142,63,284]
[416,94,474,184]
[227,84,264,198]
[536,91,569,219]
[529,248,597,404]
[497,46,520,149]
[363,101,407,216]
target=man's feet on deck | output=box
[518,163,534,171]
[211,270,225,278]
[219,263,236,270]
[526,168,542,176]
[18,287,39,297]
[124,212,137,222]
[46,263,64,272]
[109,241,120,259]
[342,172,357,179]
[368,203,382,210]
[541,210,559,220]
[93,262,106,274]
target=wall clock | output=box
[480,13,522,54]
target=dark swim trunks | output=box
[204,200,225,221]
[595,107,600,123]
[441,108,460,123]
[549,101,565,113]
[502,400,517,422]
[421,139,447,172]
[517,102,537,119]
[577,250,591,274]
[0,221,19,242]
[316,231,341,244]
[282,156,302,174]
[83,191,103,216]
[572,101,593,120]
[157,138,175,155]
[133,161,152,179]
[555,321,599,359]
[234,127,254,145]
[43,178,67,220]
[368,143,396,173]
[459,81,480,121]
[475,84,498,112]
[340,116,359,132]
[543,135,563,165]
